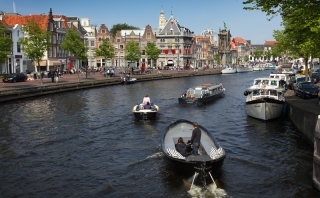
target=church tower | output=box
[158,9,166,30]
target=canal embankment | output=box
[0,69,221,103]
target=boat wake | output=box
[127,152,163,167]
[188,183,229,198]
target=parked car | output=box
[292,75,310,90]
[311,72,320,83]
[294,82,319,99]
[2,73,26,83]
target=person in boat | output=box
[142,94,151,105]
[190,122,201,155]
[175,137,188,157]
[144,102,151,109]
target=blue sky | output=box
[0,0,283,44]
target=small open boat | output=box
[161,119,226,186]
[132,103,159,120]
[120,76,137,84]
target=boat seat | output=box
[209,147,224,160]
[166,147,185,160]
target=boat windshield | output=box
[254,80,261,85]
[270,80,278,86]
[252,89,278,96]
[194,89,203,95]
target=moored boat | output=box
[252,64,265,71]
[264,63,276,70]
[132,103,159,120]
[236,65,253,73]
[244,77,286,120]
[120,77,137,84]
[221,67,236,74]
[178,83,225,105]
[161,119,226,186]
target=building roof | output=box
[2,15,49,30]
[264,40,276,45]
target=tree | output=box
[19,20,50,85]
[215,54,221,65]
[244,55,249,63]
[243,0,320,79]
[144,42,160,68]
[60,28,87,81]
[110,23,140,38]
[252,50,263,62]
[125,40,141,67]
[94,38,115,68]
[0,23,13,73]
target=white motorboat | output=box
[221,67,236,74]
[244,77,286,120]
[132,103,159,120]
[236,65,253,73]
[252,65,265,71]
[264,63,276,70]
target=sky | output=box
[0,0,283,44]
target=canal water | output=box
[1,70,319,198]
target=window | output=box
[91,41,95,46]
[117,39,120,42]
[85,40,89,46]
[53,35,56,44]
[17,42,21,53]
[146,33,151,39]
[142,50,145,55]
[53,47,56,57]
[99,38,102,41]
[120,45,123,49]
[50,23,53,31]
[17,30,19,37]
[102,30,105,33]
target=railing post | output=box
[314,115,320,191]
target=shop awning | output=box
[49,60,62,66]
[34,60,47,66]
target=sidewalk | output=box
[0,68,221,91]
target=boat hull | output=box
[161,119,226,185]
[221,68,236,74]
[246,99,285,120]
[236,67,253,73]
[178,91,224,105]
[132,105,159,120]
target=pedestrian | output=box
[50,71,54,82]
[54,71,59,83]
[190,122,201,155]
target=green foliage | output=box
[0,23,13,64]
[265,50,272,60]
[144,42,160,60]
[60,29,87,61]
[252,50,264,60]
[110,23,140,38]
[215,54,221,65]
[94,38,115,63]
[19,20,50,66]
[244,55,249,62]
[243,0,320,66]
[125,40,141,63]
